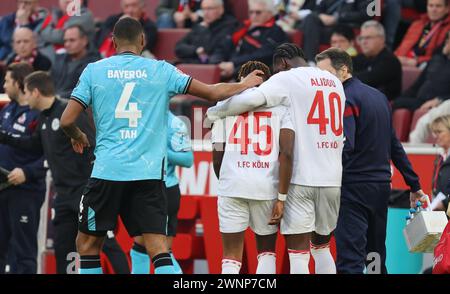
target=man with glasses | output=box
[216,0,287,79]
[0,0,47,62]
[175,0,238,64]
[353,20,402,101]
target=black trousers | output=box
[0,188,45,274]
[166,184,181,237]
[53,193,130,274]
[335,182,390,274]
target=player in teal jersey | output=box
[60,17,263,274]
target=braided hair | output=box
[273,43,306,63]
[237,61,271,82]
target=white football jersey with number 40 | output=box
[256,67,346,187]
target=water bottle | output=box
[416,201,422,213]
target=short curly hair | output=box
[237,60,271,82]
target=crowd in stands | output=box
[0,0,449,143]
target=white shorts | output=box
[218,196,278,235]
[281,185,341,235]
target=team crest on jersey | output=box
[52,118,60,131]
[3,112,10,119]
[17,113,26,124]
[42,123,46,130]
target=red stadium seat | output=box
[392,109,413,142]
[402,7,422,22]
[146,0,158,21]
[410,108,436,144]
[286,30,303,47]
[176,64,221,84]
[319,44,331,53]
[87,0,121,20]
[153,29,191,62]
[172,233,205,260]
[177,195,200,220]
[402,66,422,92]
[0,1,16,15]
[228,0,249,23]
[410,108,429,133]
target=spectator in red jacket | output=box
[96,0,157,58]
[216,0,287,79]
[395,0,450,67]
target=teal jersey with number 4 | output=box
[71,53,192,181]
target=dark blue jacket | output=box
[342,77,421,193]
[0,13,17,61]
[0,101,46,192]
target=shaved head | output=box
[13,27,36,58]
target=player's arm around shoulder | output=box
[187,70,264,102]
[205,87,270,123]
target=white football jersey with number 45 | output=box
[211,91,294,200]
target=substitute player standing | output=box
[207,44,346,274]
[60,17,263,274]
[211,61,295,274]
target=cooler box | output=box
[403,210,448,253]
